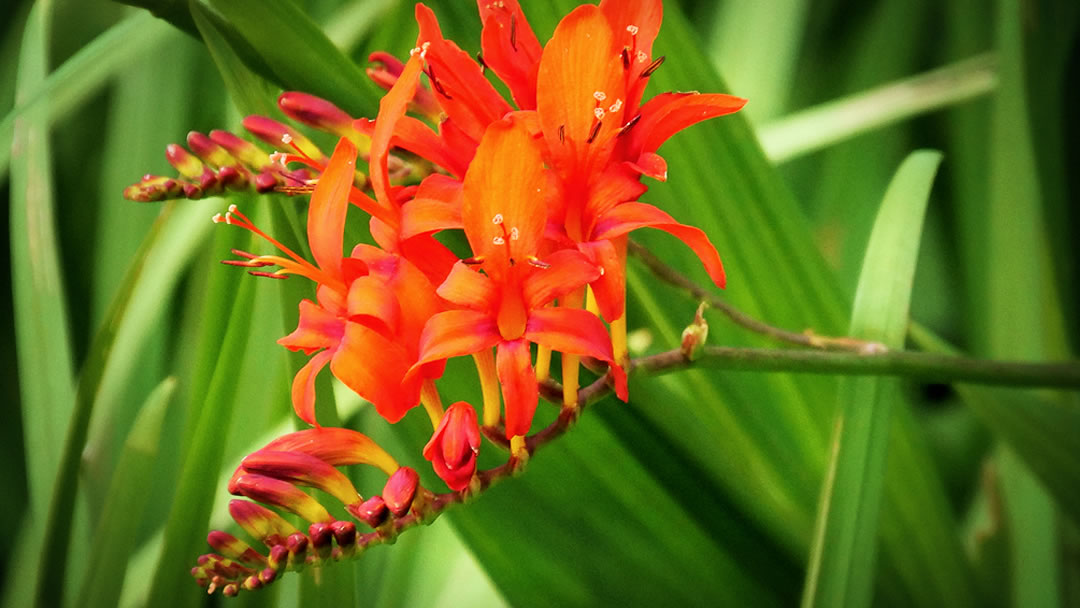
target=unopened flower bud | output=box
[278,92,354,136]
[680,302,709,361]
[186,131,237,168]
[242,115,327,165]
[382,467,420,517]
[210,129,271,169]
[367,51,441,119]
[423,401,481,492]
[349,495,388,528]
[231,474,333,524]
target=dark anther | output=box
[617,114,642,137]
[558,125,566,143]
[586,120,603,144]
[427,65,453,100]
[621,47,631,70]
[640,55,666,79]
[462,256,484,265]
[510,13,518,51]
[476,52,488,73]
[527,257,551,269]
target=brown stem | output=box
[627,240,883,353]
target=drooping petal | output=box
[496,338,539,438]
[537,5,626,180]
[625,92,747,159]
[278,299,344,355]
[331,322,420,424]
[307,137,357,282]
[592,201,726,288]
[354,116,470,178]
[576,238,626,322]
[437,261,498,311]
[260,427,399,473]
[523,249,602,309]
[415,4,513,141]
[478,0,542,109]
[525,307,628,401]
[581,161,649,233]
[290,349,333,426]
[462,115,548,274]
[413,310,502,371]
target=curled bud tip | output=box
[166,143,206,179]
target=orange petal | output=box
[346,275,400,336]
[437,261,498,311]
[416,4,513,142]
[291,349,333,427]
[522,249,601,310]
[576,238,626,323]
[537,5,626,180]
[627,92,747,159]
[308,137,357,281]
[462,115,548,274]
[414,310,502,370]
[278,299,344,354]
[331,322,420,423]
[496,338,538,438]
[592,201,726,288]
[478,0,542,109]
[599,0,663,108]
[370,55,427,231]
[525,307,628,401]
[400,176,463,240]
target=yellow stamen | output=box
[510,435,528,463]
[612,310,629,368]
[420,379,445,430]
[472,349,502,427]
[560,288,585,409]
[535,345,552,381]
[585,286,600,316]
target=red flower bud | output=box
[423,401,481,491]
[278,92,354,136]
[382,466,420,517]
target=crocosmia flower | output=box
[423,401,482,491]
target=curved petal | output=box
[523,249,601,310]
[437,261,497,311]
[261,427,399,473]
[537,5,626,179]
[496,339,538,438]
[400,197,463,240]
[291,349,333,427]
[278,299,344,354]
[462,115,548,273]
[525,307,628,401]
[478,0,542,109]
[308,137,357,280]
[414,310,502,371]
[346,275,400,336]
[577,238,626,322]
[355,115,470,178]
[582,162,649,233]
[415,4,513,141]
[370,55,425,226]
[592,201,726,288]
[331,322,419,424]
[626,92,747,159]
[626,152,667,182]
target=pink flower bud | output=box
[382,467,420,517]
[423,402,481,492]
[231,474,333,524]
[367,51,441,119]
[278,92,354,135]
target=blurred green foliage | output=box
[2,0,1077,606]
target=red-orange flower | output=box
[410,115,627,438]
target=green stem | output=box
[640,346,1080,389]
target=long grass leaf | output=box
[78,377,177,608]
[802,150,942,608]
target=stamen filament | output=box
[472,349,501,427]
[535,345,552,381]
[420,379,445,430]
[560,288,585,409]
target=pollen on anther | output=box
[509,227,520,241]
[492,236,506,245]
[593,91,607,102]
[228,204,239,213]
[594,107,606,120]
[212,213,223,224]
[492,213,504,225]
[637,51,648,63]
[599,266,605,276]
[281,133,293,145]
[609,99,623,113]
[626,25,639,35]
[225,213,234,225]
